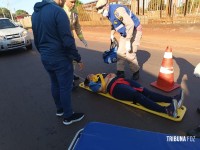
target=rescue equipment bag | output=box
[103,38,118,64]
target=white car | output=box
[0,18,32,52]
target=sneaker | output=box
[63,113,84,125]
[166,99,178,118]
[174,89,184,108]
[116,71,125,78]
[186,126,200,138]
[56,109,64,116]
[74,75,80,80]
[132,70,139,80]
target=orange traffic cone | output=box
[151,46,180,92]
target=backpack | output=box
[103,38,118,64]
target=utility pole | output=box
[7,0,14,20]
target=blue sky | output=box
[0,0,95,15]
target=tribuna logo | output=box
[166,136,195,142]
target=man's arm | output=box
[98,74,107,93]
[31,14,39,51]
[74,13,84,41]
[73,11,87,47]
[88,74,107,93]
[115,7,134,40]
[56,9,81,62]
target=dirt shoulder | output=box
[81,24,200,55]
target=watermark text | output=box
[166,136,195,142]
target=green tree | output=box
[15,9,29,16]
[76,0,83,6]
[0,7,11,18]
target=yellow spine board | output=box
[79,82,186,122]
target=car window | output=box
[0,19,17,29]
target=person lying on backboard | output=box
[84,73,184,118]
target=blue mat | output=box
[69,122,200,150]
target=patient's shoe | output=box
[166,99,178,118]
[194,63,200,78]
[174,89,184,108]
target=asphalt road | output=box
[0,33,199,150]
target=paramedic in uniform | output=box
[96,0,142,80]
[64,0,88,81]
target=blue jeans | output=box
[42,59,73,118]
[111,79,173,113]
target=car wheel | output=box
[26,43,32,50]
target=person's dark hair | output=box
[84,78,90,86]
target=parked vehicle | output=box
[0,18,32,51]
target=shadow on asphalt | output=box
[0,48,28,57]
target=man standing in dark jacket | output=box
[31,0,84,125]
